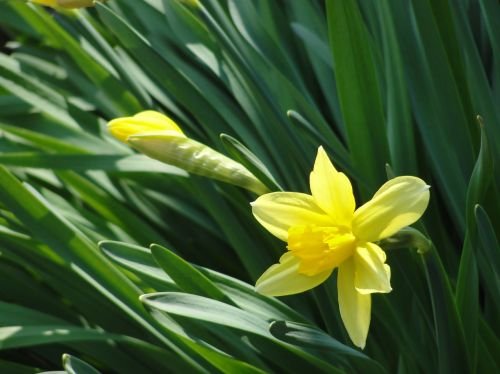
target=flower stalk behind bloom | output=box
[251,146,430,348]
[108,111,269,195]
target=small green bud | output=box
[378,227,432,255]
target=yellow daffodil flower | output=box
[108,111,268,195]
[252,146,430,348]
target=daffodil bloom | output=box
[252,146,430,348]
[108,111,269,195]
[30,0,102,9]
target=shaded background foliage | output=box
[0,0,498,373]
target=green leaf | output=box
[475,205,500,281]
[269,321,383,372]
[422,248,470,373]
[141,292,343,373]
[57,171,168,247]
[139,292,271,374]
[141,292,269,336]
[189,179,273,280]
[456,119,493,369]
[63,354,102,374]
[0,122,91,154]
[76,12,153,108]
[479,317,500,370]
[0,166,204,370]
[0,301,69,326]
[388,0,475,232]
[0,153,187,175]
[0,53,81,130]
[291,24,332,68]
[151,243,233,304]
[94,4,241,145]
[285,110,360,186]
[375,0,418,175]
[0,325,124,350]
[326,0,390,192]
[99,241,178,291]
[100,240,304,322]
[0,359,39,374]
[464,118,494,226]
[10,3,141,117]
[0,95,32,116]
[220,133,282,191]
[288,2,343,129]
[475,205,500,324]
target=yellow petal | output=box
[107,111,183,143]
[352,176,430,242]
[310,147,355,227]
[134,111,181,130]
[251,192,335,241]
[354,243,391,294]
[338,259,371,349]
[255,252,332,296]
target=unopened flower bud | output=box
[108,111,269,195]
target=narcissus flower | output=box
[108,111,268,195]
[30,0,104,9]
[252,146,430,348]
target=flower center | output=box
[287,225,356,276]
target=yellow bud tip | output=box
[107,111,184,144]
